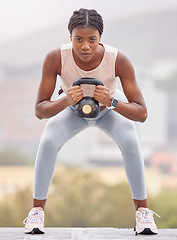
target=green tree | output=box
[0,148,31,165]
[0,187,32,227]
[149,191,177,228]
[45,168,134,227]
[0,167,176,228]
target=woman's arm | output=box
[35,48,83,119]
[114,52,147,122]
[35,48,68,119]
[93,52,147,122]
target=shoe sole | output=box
[26,228,45,234]
[134,227,158,235]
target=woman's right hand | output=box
[35,48,84,119]
[67,86,83,105]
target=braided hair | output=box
[68,8,104,35]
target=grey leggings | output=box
[33,97,147,201]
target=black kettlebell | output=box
[72,77,104,118]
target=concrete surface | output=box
[0,228,177,240]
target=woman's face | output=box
[70,27,101,63]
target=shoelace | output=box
[23,209,44,224]
[140,209,160,223]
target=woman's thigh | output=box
[40,107,88,150]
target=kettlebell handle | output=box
[73,77,104,87]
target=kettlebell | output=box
[72,77,104,118]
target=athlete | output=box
[23,8,159,235]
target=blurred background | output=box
[0,0,177,228]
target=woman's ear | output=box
[70,34,72,41]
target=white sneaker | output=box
[23,207,45,234]
[135,207,160,235]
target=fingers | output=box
[67,85,111,106]
[67,86,83,104]
[93,86,110,105]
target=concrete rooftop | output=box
[0,228,177,240]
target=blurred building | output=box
[0,67,47,157]
[1,65,177,170]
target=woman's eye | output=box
[90,38,96,42]
[76,38,82,42]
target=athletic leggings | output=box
[33,92,147,201]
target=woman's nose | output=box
[82,42,90,51]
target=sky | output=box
[0,0,177,43]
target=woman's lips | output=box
[80,53,91,58]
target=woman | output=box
[23,8,159,235]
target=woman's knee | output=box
[114,123,139,154]
[123,132,139,153]
[40,134,58,152]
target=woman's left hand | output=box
[93,85,112,107]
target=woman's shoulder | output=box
[43,48,62,75]
[115,51,135,77]
[45,48,61,60]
